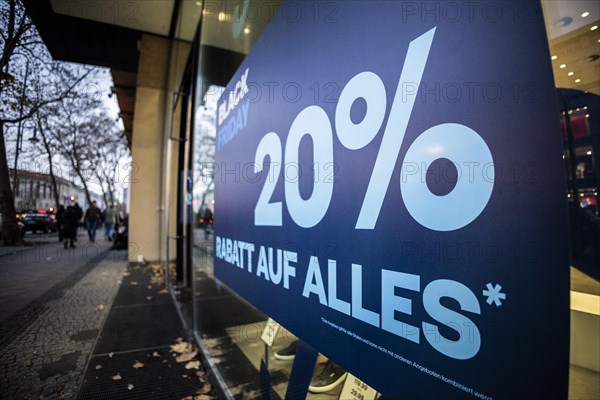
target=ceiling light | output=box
[557,17,573,27]
[581,11,590,18]
[586,114,589,117]
[195,1,202,5]
[218,12,226,22]
[568,71,574,76]
[551,55,558,60]
[243,27,250,34]
[575,79,581,83]
[591,25,598,31]
[559,64,566,68]
[586,151,592,155]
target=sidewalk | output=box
[0,231,212,400]
[76,263,212,400]
[0,233,115,324]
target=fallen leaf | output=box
[96,305,105,311]
[182,374,189,378]
[170,342,189,353]
[152,351,161,358]
[185,361,201,370]
[158,288,169,294]
[112,373,122,380]
[95,365,102,370]
[130,281,138,286]
[196,371,206,379]
[194,395,211,400]
[108,352,114,358]
[146,296,154,301]
[127,383,134,390]
[132,361,144,369]
[123,272,131,276]
[208,349,223,357]
[176,350,198,363]
[196,383,212,394]
[203,338,219,347]
[181,397,193,400]
[175,337,184,343]
[147,285,152,289]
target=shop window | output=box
[185,2,599,399]
[561,107,590,140]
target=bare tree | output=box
[0,0,92,244]
[193,91,219,215]
[0,0,42,76]
[195,132,216,213]
[45,94,105,207]
[22,73,128,219]
[92,137,129,208]
[33,104,62,209]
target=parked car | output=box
[20,211,54,234]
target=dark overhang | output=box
[21,0,142,72]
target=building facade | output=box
[8,168,92,210]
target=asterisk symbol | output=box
[483,283,506,306]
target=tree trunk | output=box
[102,191,108,209]
[38,120,60,208]
[72,157,92,206]
[0,122,23,245]
[106,174,115,207]
[65,141,92,206]
[99,179,108,208]
[108,186,115,207]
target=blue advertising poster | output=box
[214,1,569,398]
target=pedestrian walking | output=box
[56,204,65,242]
[62,204,80,248]
[84,201,102,243]
[104,205,119,241]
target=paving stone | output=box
[0,248,127,400]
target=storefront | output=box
[175,1,599,399]
[23,0,599,398]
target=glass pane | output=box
[544,0,599,276]
[190,1,312,398]
[561,107,591,140]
